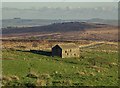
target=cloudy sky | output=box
[2,2,118,20]
[1,0,119,2]
[2,2,118,9]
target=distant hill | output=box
[2,22,110,35]
[2,18,117,28]
[86,18,118,26]
[2,19,65,28]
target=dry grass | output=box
[36,79,47,86]
[10,75,20,81]
[26,71,39,79]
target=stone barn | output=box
[52,44,80,58]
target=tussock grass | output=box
[2,43,118,86]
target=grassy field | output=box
[2,43,118,87]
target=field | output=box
[1,40,118,87]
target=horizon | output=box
[2,18,118,20]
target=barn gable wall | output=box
[52,45,62,57]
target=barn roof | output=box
[53,43,79,49]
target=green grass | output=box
[2,44,118,86]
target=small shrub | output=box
[24,82,36,87]
[26,72,38,79]
[2,76,12,82]
[73,82,80,86]
[89,72,96,76]
[4,80,22,86]
[46,79,53,86]
[76,71,85,75]
[63,80,72,86]
[36,79,46,86]
[39,73,51,79]
[10,75,20,81]
[2,76,12,85]
[52,80,62,86]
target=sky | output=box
[1,0,119,2]
[1,2,118,20]
[2,2,118,9]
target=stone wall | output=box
[62,48,80,58]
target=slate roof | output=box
[53,43,79,49]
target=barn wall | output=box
[62,48,80,58]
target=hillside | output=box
[2,19,117,28]
[2,41,118,86]
[2,22,110,35]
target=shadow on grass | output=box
[16,50,79,64]
[16,50,52,56]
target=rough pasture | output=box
[2,41,118,87]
